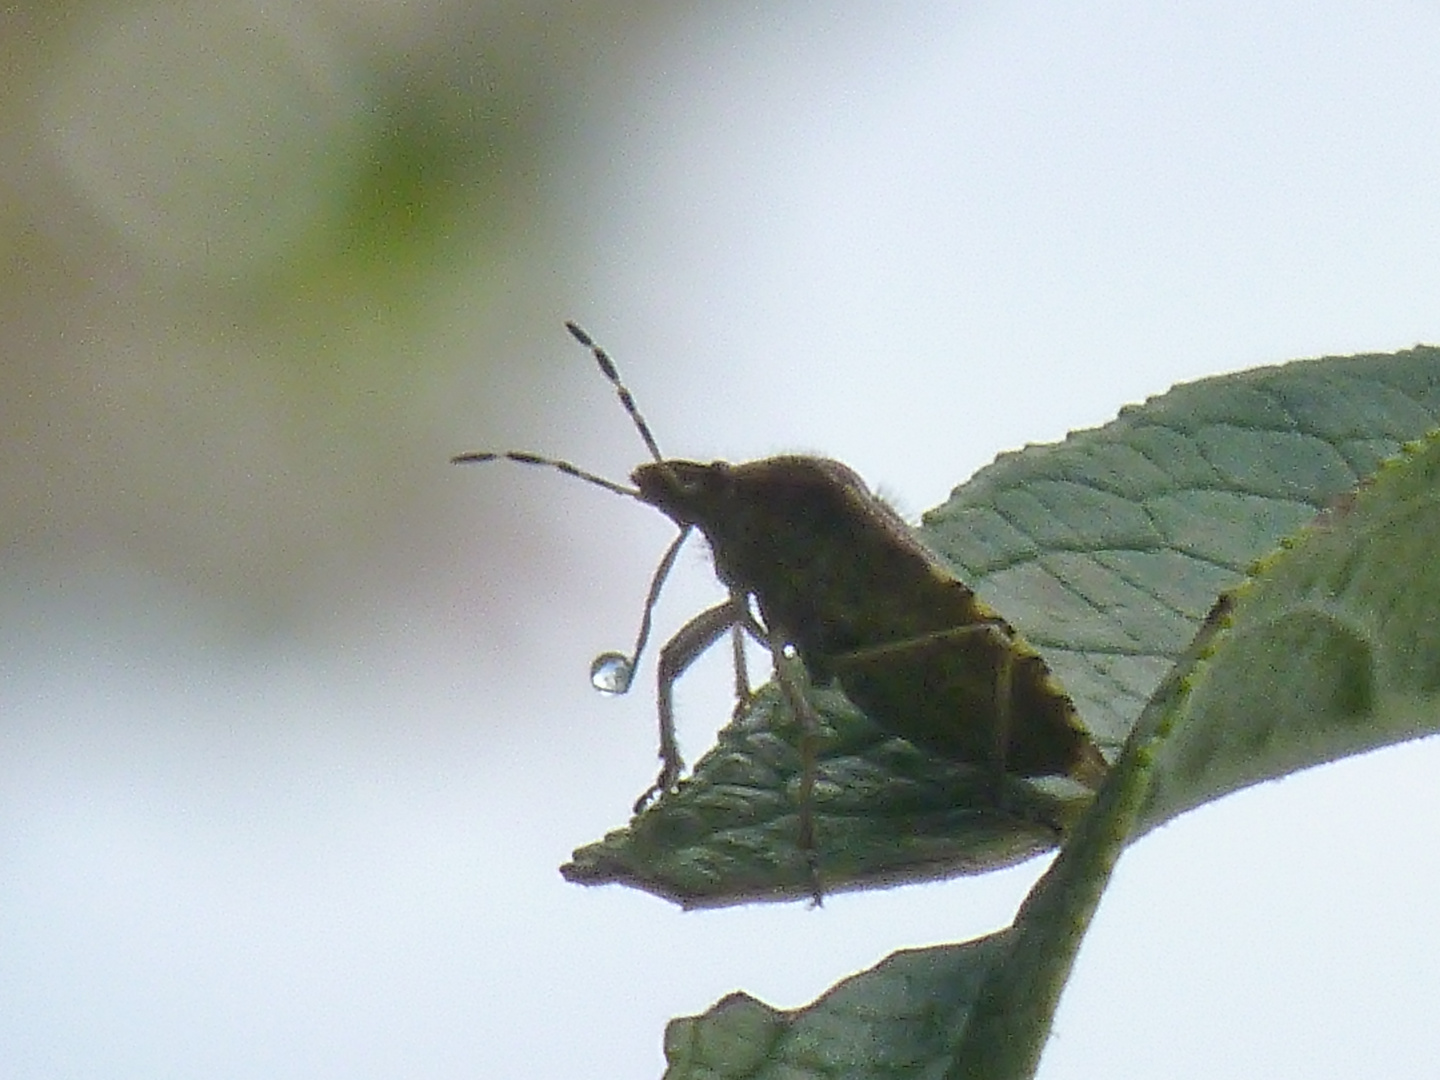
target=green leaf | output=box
[927,344,1440,751]
[566,345,1440,905]
[565,346,1440,1078]
[662,936,1012,1079]
[563,682,1087,908]
[656,576,1234,1080]
[1138,427,1440,831]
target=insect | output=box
[454,324,1110,833]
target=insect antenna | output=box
[449,449,639,499]
[453,323,693,703]
[452,321,667,492]
[560,322,703,690]
[565,321,667,465]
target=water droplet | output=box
[590,652,634,695]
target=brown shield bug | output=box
[454,324,1109,848]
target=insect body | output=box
[632,456,1110,791]
[455,324,1109,826]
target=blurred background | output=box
[4,2,1440,1076]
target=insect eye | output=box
[652,464,704,497]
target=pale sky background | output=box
[4,2,1440,1077]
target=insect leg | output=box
[730,621,751,712]
[636,595,748,812]
[991,634,1014,780]
[830,621,1019,776]
[618,526,692,691]
[751,621,824,904]
[725,591,770,725]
